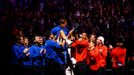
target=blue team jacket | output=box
[29,44,45,67]
[45,39,64,64]
[11,43,25,65]
[21,45,32,67]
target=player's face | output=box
[81,33,87,39]
[61,21,67,28]
[50,33,56,40]
[39,36,44,45]
[24,38,29,45]
[19,37,24,44]
[89,41,95,48]
[90,35,96,42]
[34,36,40,43]
[96,38,102,44]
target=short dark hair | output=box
[44,31,51,40]
[32,34,39,40]
[24,37,28,40]
[15,35,23,42]
[116,37,125,43]
[60,19,66,24]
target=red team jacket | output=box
[110,47,126,68]
[96,45,108,68]
[87,47,100,71]
[71,39,89,63]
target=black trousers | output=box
[10,64,23,75]
[31,66,46,75]
[22,66,34,75]
[46,59,66,75]
[98,67,106,75]
[89,68,100,75]
[112,67,125,75]
[74,61,89,75]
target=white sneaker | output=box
[65,66,74,75]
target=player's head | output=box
[16,35,24,45]
[23,37,29,46]
[97,36,104,45]
[81,32,88,40]
[116,37,125,47]
[60,18,67,28]
[34,35,40,44]
[89,41,96,48]
[89,33,97,42]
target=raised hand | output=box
[23,48,29,54]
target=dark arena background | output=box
[0,0,134,75]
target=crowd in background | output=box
[0,0,134,75]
